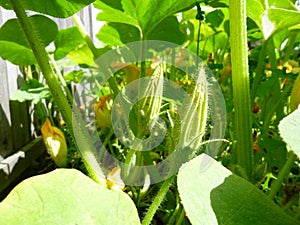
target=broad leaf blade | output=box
[94,1,139,27]
[54,26,85,60]
[95,0,195,38]
[279,106,300,157]
[177,154,299,225]
[246,0,300,39]
[0,41,36,65]
[1,0,94,18]
[0,169,140,225]
[0,15,58,48]
[135,0,195,36]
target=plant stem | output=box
[72,14,98,57]
[10,0,106,185]
[142,176,174,225]
[229,0,254,181]
[269,151,296,200]
[250,40,268,103]
[283,32,297,63]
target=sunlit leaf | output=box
[54,26,85,60]
[279,106,300,157]
[1,0,95,18]
[0,169,141,225]
[246,0,300,39]
[0,41,35,65]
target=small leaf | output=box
[279,106,300,157]
[0,169,141,225]
[10,79,50,103]
[178,154,299,225]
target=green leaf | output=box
[246,0,300,39]
[67,43,94,67]
[97,23,140,46]
[0,40,36,65]
[0,15,57,65]
[95,0,195,37]
[11,79,51,104]
[54,26,85,60]
[94,1,139,27]
[135,0,195,36]
[0,15,58,47]
[262,137,287,170]
[279,106,300,157]
[206,9,225,29]
[1,0,94,18]
[0,169,140,225]
[177,154,299,225]
[147,16,187,45]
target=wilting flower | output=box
[111,62,154,84]
[41,119,67,167]
[106,166,125,191]
[94,94,112,132]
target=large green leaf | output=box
[279,106,300,157]
[0,169,140,225]
[246,0,300,39]
[94,1,139,27]
[0,41,36,65]
[0,15,58,48]
[0,15,58,65]
[54,26,85,60]
[95,0,195,38]
[177,154,299,225]
[1,0,94,18]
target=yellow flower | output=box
[41,119,67,167]
[95,95,112,132]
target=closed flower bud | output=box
[178,64,208,152]
[41,119,67,167]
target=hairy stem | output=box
[142,176,174,225]
[10,0,106,185]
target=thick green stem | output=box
[142,176,174,225]
[268,151,296,200]
[229,0,254,181]
[10,0,106,185]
